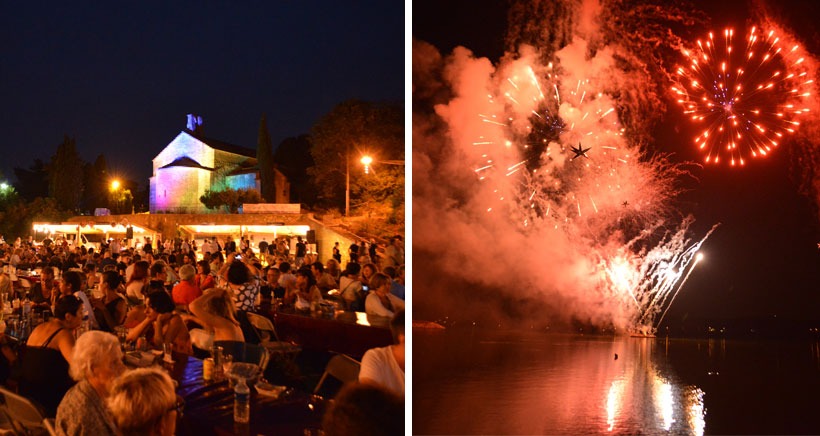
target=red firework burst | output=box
[672,27,812,166]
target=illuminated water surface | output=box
[413,328,820,435]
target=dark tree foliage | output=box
[200,188,263,213]
[81,154,109,213]
[274,134,315,205]
[257,114,276,202]
[308,99,404,213]
[13,159,49,201]
[0,184,19,212]
[0,197,69,240]
[49,135,85,212]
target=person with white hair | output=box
[55,330,125,435]
[107,367,181,436]
[172,264,201,311]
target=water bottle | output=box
[233,378,250,423]
[212,346,224,380]
[21,296,31,320]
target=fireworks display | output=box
[413,0,820,332]
[450,39,716,331]
[672,26,813,166]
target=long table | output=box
[165,354,326,435]
[267,308,393,360]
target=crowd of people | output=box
[0,231,405,434]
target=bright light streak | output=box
[687,388,706,436]
[606,380,624,432]
[653,377,675,430]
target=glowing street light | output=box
[110,180,121,191]
[361,155,373,174]
[0,182,8,192]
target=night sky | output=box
[413,0,820,322]
[0,1,404,187]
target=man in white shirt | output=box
[277,262,297,298]
[359,311,404,396]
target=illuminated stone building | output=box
[149,115,290,213]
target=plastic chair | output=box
[0,386,50,435]
[245,312,301,362]
[313,354,361,395]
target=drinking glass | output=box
[222,354,234,376]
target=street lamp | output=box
[346,145,350,217]
[361,155,373,174]
[359,156,405,175]
[110,180,121,213]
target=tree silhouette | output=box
[49,135,85,212]
[257,114,276,202]
[308,99,404,212]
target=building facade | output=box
[149,115,289,213]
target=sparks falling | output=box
[672,26,813,166]
[456,41,712,331]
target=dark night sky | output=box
[0,1,404,187]
[413,0,820,322]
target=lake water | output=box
[413,327,820,435]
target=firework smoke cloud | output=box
[413,0,727,331]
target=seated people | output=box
[219,253,260,313]
[260,266,284,304]
[59,269,99,330]
[339,263,364,311]
[124,260,149,306]
[321,381,404,436]
[311,261,338,294]
[187,287,244,351]
[30,265,58,311]
[126,291,192,355]
[56,331,125,435]
[194,260,216,292]
[325,258,342,283]
[360,263,378,290]
[172,264,201,311]
[285,267,323,310]
[18,295,84,417]
[359,311,405,396]
[83,262,99,293]
[364,273,405,318]
[92,270,127,333]
[382,266,405,300]
[106,367,180,436]
[277,262,296,299]
[147,261,170,295]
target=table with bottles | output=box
[161,351,327,436]
[0,293,42,342]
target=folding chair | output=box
[243,343,270,372]
[42,418,56,436]
[245,312,301,363]
[213,340,271,372]
[313,354,361,396]
[0,386,50,435]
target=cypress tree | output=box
[257,114,276,202]
[49,135,85,212]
